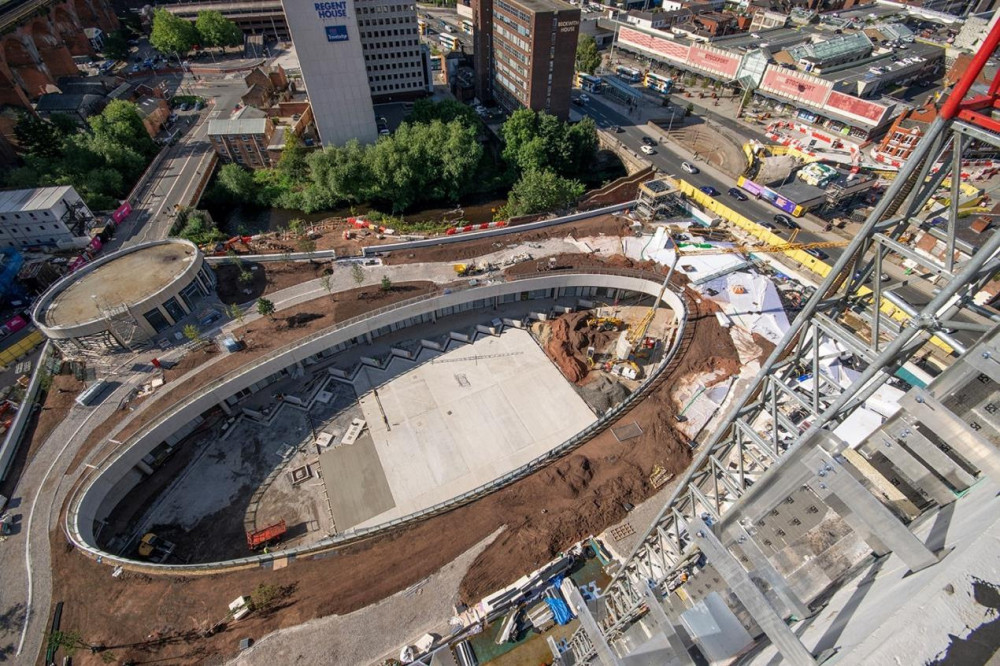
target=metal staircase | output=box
[555,23,1000,666]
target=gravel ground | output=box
[229,529,504,666]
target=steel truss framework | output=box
[557,26,1000,666]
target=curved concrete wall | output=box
[67,272,686,570]
[33,239,207,343]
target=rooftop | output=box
[0,186,74,213]
[207,116,269,136]
[501,0,578,15]
[41,241,197,328]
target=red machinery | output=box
[246,520,287,550]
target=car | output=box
[727,187,747,201]
[760,221,779,231]
[805,248,829,260]
[774,214,799,229]
[178,103,189,111]
[572,98,584,106]
[681,162,698,174]
[579,93,590,103]
[611,125,622,133]
[194,101,203,111]
[641,145,656,155]
[379,128,391,136]
[700,186,719,196]
[642,136,656,147]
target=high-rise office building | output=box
[472,0,580,120]
[280,0,431,146]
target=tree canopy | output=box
[500,108,597,177]
[406,98,480,129]
[7,101,158,210]
[196,10,243,50]
[575,35,602,75]
[101,29,131,61]
[503,168,584,217]
[150,9,199,55]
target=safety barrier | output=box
[64,268,688,573]
[677,179,954,353]
[361,201,636,256]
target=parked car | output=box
[700,186,719,196]
[178,103,189,111]
[727,187,747,201]
[774,214,799,229]
[642,136,656,146]
[572,98,584,106]
[579,93,590,104]
[760,221,779,231]
[681,162,698,174]
[641,145,656,155]
[611,125,622,133]
[805,248,829,260]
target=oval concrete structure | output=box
[66,272,688,571]
[32,239,216,353]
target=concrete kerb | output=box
[64,269,690,574]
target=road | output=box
[579,94,989,348]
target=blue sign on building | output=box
[325,25,349,42]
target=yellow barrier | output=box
[674,179,954,354]
[0,329,44,368]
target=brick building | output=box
[873,105,937,164]
[472,0,580,120]
[207,113,275,169]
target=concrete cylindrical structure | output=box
[32,239,216,353]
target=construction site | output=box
[90,279,684,565]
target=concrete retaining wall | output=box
[67,272,686,571]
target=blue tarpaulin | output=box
[545,597,573,625]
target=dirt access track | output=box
[45,238,742,666]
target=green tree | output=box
[276,131,309,186]
[217,163,258,202]
[407,98,480,128]
[150,9,198,56]
[13,114,67,158]
[503,168,584,217]
[238,269,254,284]
[300,237,316,253]
[287,218,305,237]
[47,630,92,657]
[89,100,157,158]
[320,273,333,294]
[102,29,131,61]
[195,10,243,51]
[256,297,276,320]
[351,262,365,288]
[575,35,602,75]
[182,324,202,342]
[380,275,392,291]
[249,583,281,613]
[501,109,596,177]
[226,302,245,326]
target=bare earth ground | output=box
[35,219,742,665]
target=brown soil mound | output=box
[543,312,617,383]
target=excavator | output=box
[586,316,625,331]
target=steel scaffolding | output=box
[556,22,1000,666]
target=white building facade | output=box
[358,0,432,101]
[280,0,378,145]
[0,186,92,250]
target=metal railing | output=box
[0,341,51,487]
[64,268,689,573]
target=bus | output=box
[418,18,428,35]
[575,72,603,93]
[616,66,643,83]
[440,33,461,51]
[645,71,673,94]
[461,19,473,33]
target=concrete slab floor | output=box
[346,327,598,530]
